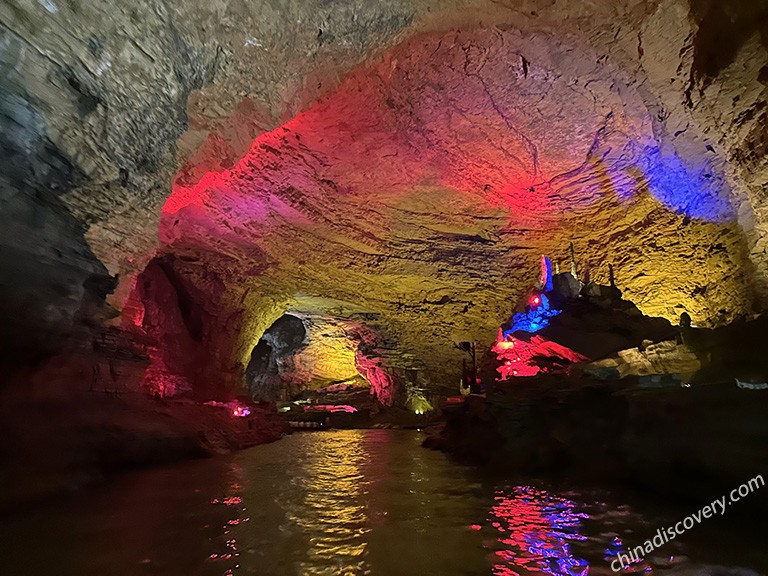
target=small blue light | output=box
[504,293,562,336]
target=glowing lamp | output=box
[232,406,251,417]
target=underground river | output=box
[2,429,767,576]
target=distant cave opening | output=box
[244,312,399,406]
[246,314,307,401]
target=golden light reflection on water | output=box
[208,430,379,576]
[208,432,604,576]
[292,431,372,574]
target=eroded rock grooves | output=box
[1,0,767,400]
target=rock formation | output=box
[584,340,702,381]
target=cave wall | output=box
[245,311,398,403]
[159,20,763,387]
[1,0,766,392]
[132,254,250,399]
[0,40,114,370]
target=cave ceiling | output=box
[1,0,766,387]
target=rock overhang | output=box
[145,22,759,390]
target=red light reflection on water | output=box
[210,496,242,506]
[485,486,590,576]
[207,465,249,574]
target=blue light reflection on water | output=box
[485,485,590,576]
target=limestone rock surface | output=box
[585,340,702,379]
[1,0,767,394]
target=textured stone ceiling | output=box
[1,0,766,392]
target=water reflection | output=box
[291,431,371,574]
[207,431,379,575]
[0,430,763,576]
[209,481,248,573]
[205,430,487,575]
[486,486,590,576]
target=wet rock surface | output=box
[433,379,768,509]
[585,340,702,380]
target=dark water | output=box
[1,430,766,576]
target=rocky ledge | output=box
[0,386,288,512]
[427,314,768,509]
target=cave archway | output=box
[246,313,307,401]
[1,0,766,400]
[244,309,399,405]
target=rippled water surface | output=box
[2,430,766,575]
